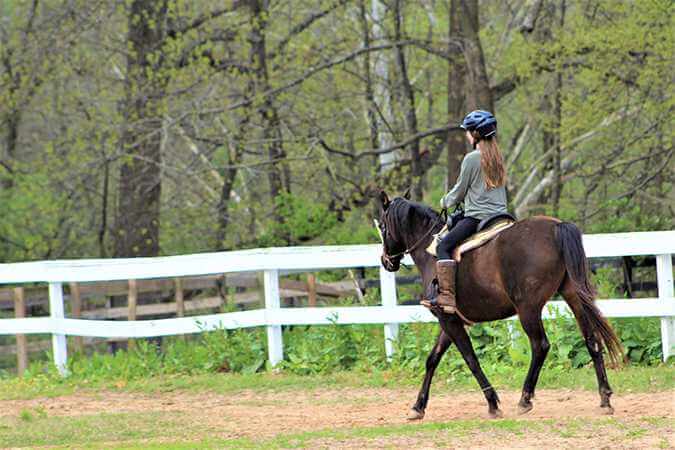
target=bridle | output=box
[375,208,446,265]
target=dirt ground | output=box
[2,387,673,448]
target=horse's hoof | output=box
[599,405,614,415]
[489,409,503,419]
[517,402,533,415]
[407,408,425,421]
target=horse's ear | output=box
[378,190,390,209]
[402,187,411,200]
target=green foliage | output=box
[586,199,673,234]
[592,266,622,299]
[324,210,381,246]
[612,318,663,365]
[7,313,666,385]
[282,322,384,374]
[59,329,268,381]
[0,169,71,261]
[258,193,338,246]
[1,1,672,259]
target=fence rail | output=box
[1,230,674,375]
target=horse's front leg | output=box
[440,316,502,418]
[408,330,452,420]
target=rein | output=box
[375,208,446,261]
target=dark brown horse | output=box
[376,191,622,419]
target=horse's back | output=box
[456,216,565,322]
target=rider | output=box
[432,110,508,314]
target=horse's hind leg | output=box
[408,330,452,420]
[440,317,502,418]
[561,284,614,414]
[517,309,550,414]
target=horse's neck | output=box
[410,247,436,286]
[397,205,441,285]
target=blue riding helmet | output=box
[460,110,497,139]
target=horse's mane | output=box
[385,198,442,242]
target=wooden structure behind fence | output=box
[0,272,369,370]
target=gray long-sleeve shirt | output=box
[441,150,507,221]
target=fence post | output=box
[48,282,68,376]
[656,254,674,362]
[379,267,399,361]
[13,287,28,375]
[306,273,317,307]
[69,282,84,353]
[174,278,184,317]
[127,279,137,350]
[264,269,283,367]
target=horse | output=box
[376,190,622,419]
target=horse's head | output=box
[376,190,410,272]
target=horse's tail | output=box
[555,222,623,366]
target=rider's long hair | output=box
[474,133,507,190]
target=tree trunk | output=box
[99,158,109,257]
[447,0,494,190]
[114,0,169,257]
[462,0,494,112]
[248,0,289,203]
[446,0,468,186]
[393,0,422,200]
[371,0,395,169]
[216,164,238,249]
[0,110,20,190]
[216,116,246,249]
[532,1,562,214]
[359,0,380,154]
[551,1,565,216]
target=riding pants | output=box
[437,217,480,260]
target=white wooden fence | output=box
[0,230,673,375]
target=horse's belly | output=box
[456,247,517,322]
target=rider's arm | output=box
[440,151,479,209]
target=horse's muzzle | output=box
[381,254,401,272]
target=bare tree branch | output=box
[318,124,459,160]
[168,6,240,38]
[491,76,519,101]
[519,0,545,34]
[583,148,674,219]
[270,0,351,60]
[512,107,637,208]
[204,40,417,113]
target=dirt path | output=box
[2,387,673,448]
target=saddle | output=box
[426,213,516,261]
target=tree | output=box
[446,0,494,186]
[114,0,169,257]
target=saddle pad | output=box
[426,219,515,261]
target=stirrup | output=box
[420,298,473,325]
[431,298,456,314]
[420,297,456,314]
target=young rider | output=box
[431,110,508,314]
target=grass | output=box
[1,414,669,449]
[0,366,671,448]
[129,417,672,449]
[0,363,672,401]
[0,411,213,448]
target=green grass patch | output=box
[0,411,215,448]
[0,364,672,402]
[55,416,670,449]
